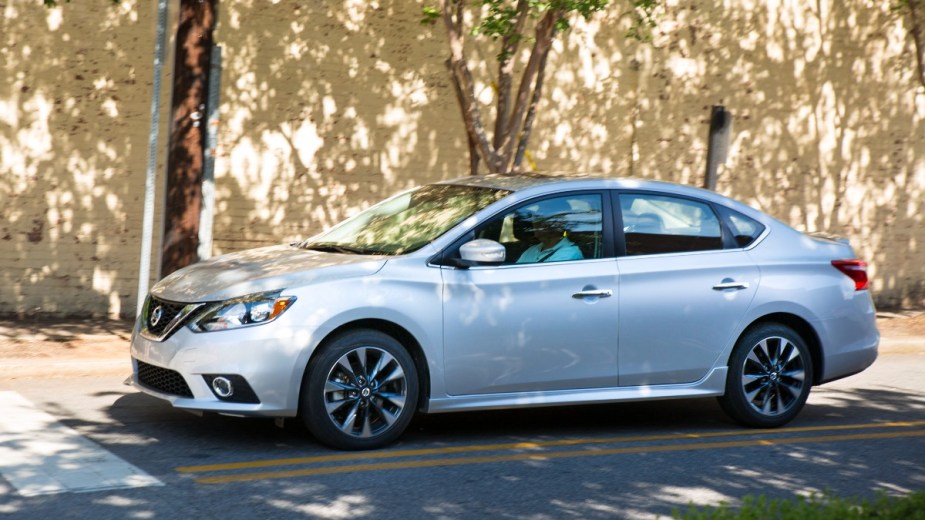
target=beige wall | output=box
[1,0,165,318]
[2,0,923,318]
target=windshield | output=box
[299,184,510,255]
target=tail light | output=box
[832,260,869,291]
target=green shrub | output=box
[672,491,925,520]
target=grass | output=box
[672,491,925,519]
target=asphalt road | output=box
[1,351,924,519]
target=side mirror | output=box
[458,239,506,265]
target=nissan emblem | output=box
[150,305,164,327]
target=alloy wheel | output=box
[740,336,806,416]
[323,346,408,438]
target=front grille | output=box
[136,359,194,398]
[145,297,186,336]
[141,296,204,341]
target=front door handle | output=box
[712,281,750,291]
[572,289,613,299]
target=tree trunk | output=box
[439,2,563,175]
[442,2,504,173]
[910,0,925,90]
[161,0,218,277]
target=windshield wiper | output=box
[300,242,387,255]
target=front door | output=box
[441,192,620,395]
[442,260,620,395]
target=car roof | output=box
[439,172,713,192]
[436,173,566,191]
[436,173,773,223]
[438,172,711,199]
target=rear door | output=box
[615,192,759,386]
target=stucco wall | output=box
[1,0,923,318]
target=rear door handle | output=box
[712,281,750,291]
[572,289,613,299]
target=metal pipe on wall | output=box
[703,105,732,192]
[136,0,170,317]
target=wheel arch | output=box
[737,313,824,386]
[302,318,431,412]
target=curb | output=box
[878,336,925,354]
[0,359,131,382]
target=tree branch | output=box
[514,44,552,171]
[446,59,482,175]
[909,0,925,90]
[499,9,561,172]
[454,0,464,35]
[493,0,531,151]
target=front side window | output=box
[619,193,723,256]
[300,184,509,255]
[474,194,604,264]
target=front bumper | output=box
[129,320,316,417]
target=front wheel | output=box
[301,329,419,450]
[718,323,813,428]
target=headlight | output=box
[189,291,296,332]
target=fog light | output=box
[203,374,260,403]
[211,376,234,398]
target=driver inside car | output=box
[516,198,584,264]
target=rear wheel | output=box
[301,329,418,450]
[718,323,813,428]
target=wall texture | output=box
[1,0,923,318]
[1,0,164,318]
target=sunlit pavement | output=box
[0,391,161,496]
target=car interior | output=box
[474,195,604,264]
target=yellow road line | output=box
[177,420,925,474]
[193,429,925,484]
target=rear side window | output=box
[619,193,723,256]
[721,207,766,248]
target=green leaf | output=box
[421,6,440,25]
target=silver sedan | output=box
[129,175,879,450]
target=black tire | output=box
[301,329,418,450]
[718,323,813,428]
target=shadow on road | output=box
[97,381,925,455]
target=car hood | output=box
[151,244,387,302]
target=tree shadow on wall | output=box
[207,1,647,252]
[614,1,923,306]
[205,1,923,310]
[209,1,461,251]
[0,3,153,318]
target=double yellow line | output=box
[178,420,925,485]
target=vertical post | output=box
[198,45,222,261]
[161,0,218,277]
[136,0,170,317]
[703,105,732,191]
